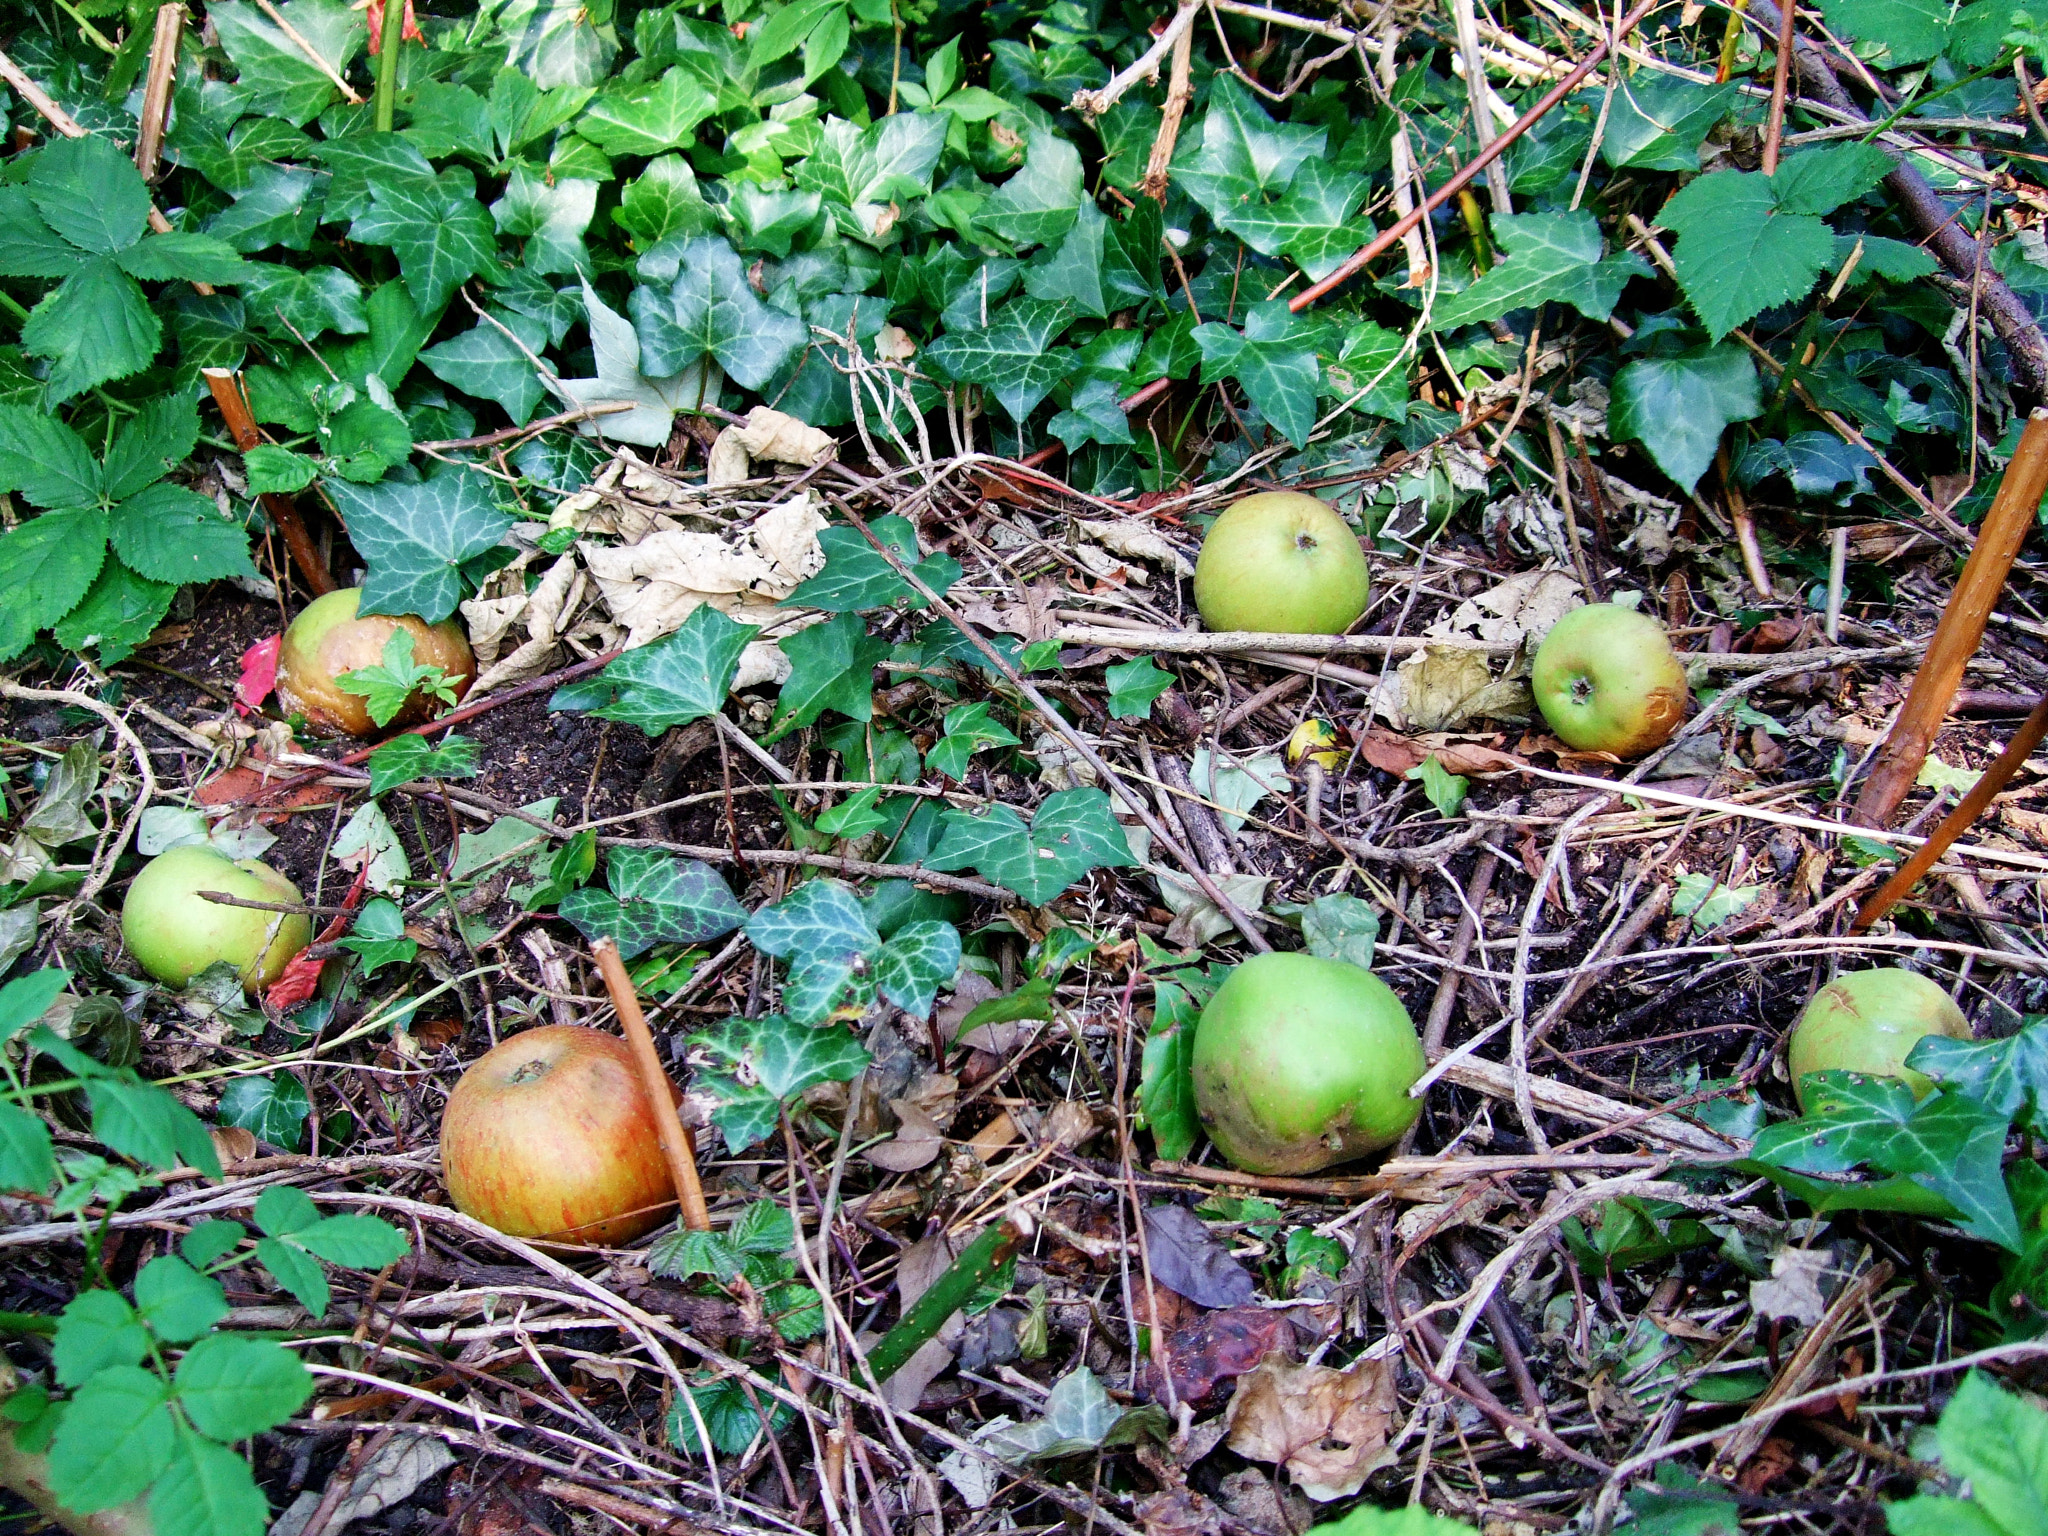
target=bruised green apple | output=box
[1193,492,1371,636]
[441,1025,682,1245]
[1531,603,1689,757]
[276,587,476,737]
[1787,967,1972,1110]
[121,844,312,991]
[1191,951,1425,1174]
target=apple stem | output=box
[591,938,712,1232]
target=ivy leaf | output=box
[173,1333,314,1440]
[366,732,482,796]
[1598,75,1734,170]
[348,166,500,314]
[926,700,1022,780]
[1022,200,1112,317]
[325,470,515,623]
[552,278,718,449]
[766,612,890,742]
[108,484,260,586]
[421,311,549,425]
[871,919,961,1018]
[979,129,1084,249]
[1660,170,1837,340]
[1300,893,1380,969]
[789,515,961,610]
[556,847,746,958]
[925,297,1074,420]
[578,66,717,156]
[1176,74,1325,208]
[334,896,417,976]
[747,878,882,1023]
[1193,301,1322,449]
[814,787,891,838]
[1049,376,1135,453]
[726,1012,871,1101]
[926,786,1133,904]
[616,155,721,246]
[630,235,806,389]
[218,1072,312,1151]
[210,0,364,123]
[1909,1016,2048,1130]
[1435,211,1650,327]
[798,113,950,243]
[1104,657,1175,720]
[1609,345,1763,492]
[1736,433,1878,500]
[336,628,463,728]
[573,603,759,733]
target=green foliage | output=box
[336,629,463,728]
[1886,1372,2048,1534]
[1104,657,1176,720]
[366,731,482,795]
[556,846,747,958]
[646,1198,824,1342]
[1138,978,1201,1161]
[1609,345,1764,493]
[557,604,758,733]
[926,701,1023,779]
[745,877,960,1023]
[926,788,1132,904]
[1405,755,1469,818]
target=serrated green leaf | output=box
[980,128,1084,249]
[325,470,515,623]
[0,405,99,508]
[255,1185,321,1236]
[29,134,150,256]
[926,786,1133,904]
[766,612,890,742]
[1661,170,1836,340]
[53,559,177,665]
[23,255,161,402]
[288,1213,409,1268]
[0,1100,56,1195]
[47,1367,174,1511]
[1770,143,1894,216]
[256,1235,329,1316]
[577,602,758,733]
[629,235,805,390]
[788,516,961,610]
[747,878,881,1023]
[349,166,500,315]
[182,1219,247,1270]
[1193,300,1322,449]
[925,297,1074,420]
[557,847,746,957]
[54,1289,149,1386]
[218,1071,311,1151]
[101,395,198,503]
[108,484,258,586]
[133,1256,230,1344]
[1435,211,1649,327]
[174,1333,314,1439]
[367,732,482,796]
[872,919,961,1018]
[150,1432,271,1536]
[0,186,87,278]
[1609,345,1762,492]
[83,1070,222,1177]
[1822,0,1952,61]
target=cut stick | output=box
[133,5,185,182]
[591,938,711,1232]
[1854,694,2048,931]
[200,368,338,597]
[1852,409,2048,827]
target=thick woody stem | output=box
[1139,6,1199,200]
[592,938,712,1232]
[201,368,339,597]
[133,5,184,182]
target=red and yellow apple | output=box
[276,587,476,737]
[1530,603,1689,757]
[1787,967,1972,1110]
[1193,492,1371,636]
[1191,951,1425,1174]
[121,845,311,991]
[440,1025,682,1245]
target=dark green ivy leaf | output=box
[557,847,746,958]
[630,235,806,389]
[326,470,515,623]
[1609,344,1762,492]
[1193,301,1323,449]
[575,602,760,734]
[924,297,1074,420]
[925,786,1133,904]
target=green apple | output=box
[1530,603,1689,757]
[276,586,476,737]
[121,844,312,990]
[1193,492,1371,635]
[1191,951,1425,1174]
[1787,967,1971,1110]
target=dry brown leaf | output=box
[1425,568,1581,647]
[735,406,836,466]
[1356,727,1522,778]
[1224,1354,1399,1500]
[1751,1246,1832,1325]
[1077,517,1195,578]
[1372,644,1532,733]
[706,428,752,486]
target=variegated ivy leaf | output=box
[691,1012,871,1152]
[556,847,746,959]
[925,787,1133,905]
[628,235,805,390]
[325,469,514,623]
[746,879,881,1024]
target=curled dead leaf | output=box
[1223,1354,1399,1501]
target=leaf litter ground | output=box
[7,444,2048,1536]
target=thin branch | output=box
[1072,0,1200,117]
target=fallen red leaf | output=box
[236,633,280,714]
[264,865,369,1012]
[365,0,424,51]
[1143,1307,1291,1406]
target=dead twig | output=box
[593,938,712,1232]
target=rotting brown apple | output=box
[275,587,476,737]
[440,1025,683,1245]
[1193,492,1372,636]
[1530,602,1689,757]
[1786,967,1972,1110]
[121,844,312,991]
[1190,951,1425,1175]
